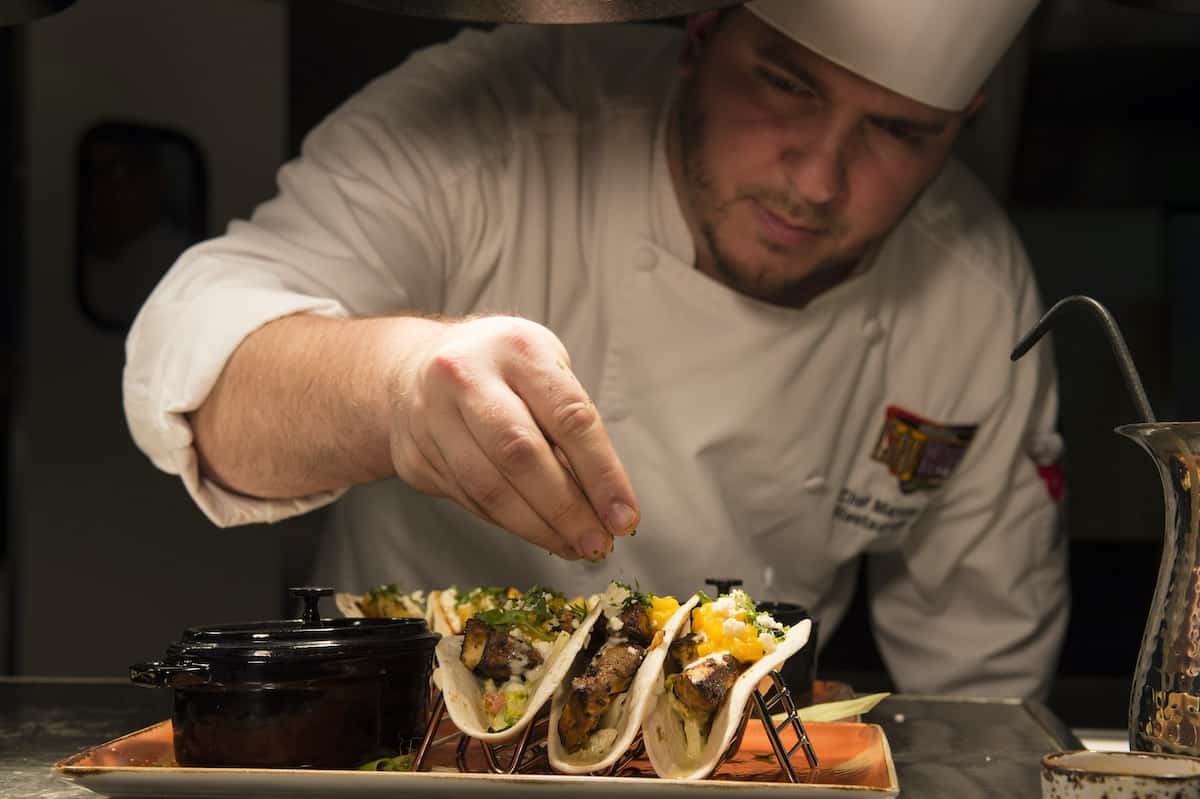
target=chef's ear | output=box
[680,11,722,74]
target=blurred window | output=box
[76,122,206,330]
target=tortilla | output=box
[548,594,699,774]
[433,598,604,743]
[642,617,812,780]
[334,592,365,618]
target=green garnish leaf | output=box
[474,585,583,640]
[358,753,415,772]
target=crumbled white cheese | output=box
[600,582,631,627]
[759,631,778,653]
[757,614,785,632]
[722,618,747,638]
[710,596,738,617]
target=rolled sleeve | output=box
[124,269,353,526]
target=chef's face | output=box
[672,10,975,307]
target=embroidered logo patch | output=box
[871,405,978,494]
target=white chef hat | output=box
[743,0,1040,111]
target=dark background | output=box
[4,0,1200,734]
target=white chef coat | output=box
[123,22,1068,699]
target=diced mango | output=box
[691,602,766,664]
[650,596,681,632]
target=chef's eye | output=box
[873,119,924,146]
[755,67,815,98]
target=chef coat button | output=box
[862,318,884,344]
[803,474,827,493]
[633,248,658,272]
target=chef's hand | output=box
[388,316,639,560]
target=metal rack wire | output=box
[411,669,819,780]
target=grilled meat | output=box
[460,617,543,680]
[557,642,647,753]
[667,633,702,674]
[616,602,654,647]
[672,653,743,715]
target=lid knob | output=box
[289,586,334,624]
[705,577,743,596]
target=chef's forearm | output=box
[188,313,445,499]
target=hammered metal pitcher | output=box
[1011,296,1200,755]
[1122,423,1200,754]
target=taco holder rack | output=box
[408,669,820,781]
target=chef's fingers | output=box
[427,408,586,561]
[459,376,614,561]
[505,352,639,538]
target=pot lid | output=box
[335,0,742,23]
[167,587,439,661]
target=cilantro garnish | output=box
[611,580,651,609]
[455,586,509,607]
[474,586,583,640]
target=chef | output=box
[123,0,1067,699]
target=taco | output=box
[334,585,425,620]
[548,582,698,774]
[434,586,603,742]
[427,586,520,636]
[642,589,812,780]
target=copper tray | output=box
[56,715,897,797]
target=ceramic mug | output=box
[1042,750,1200,798]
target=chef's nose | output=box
[779,123,847,208]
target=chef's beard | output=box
[678,80,871,308]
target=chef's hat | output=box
[743,0,1040,111]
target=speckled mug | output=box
[1042,750,1200,798]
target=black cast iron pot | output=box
[131,587,439,769]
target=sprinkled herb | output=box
[474,586,585,640]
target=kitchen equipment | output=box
[130,587,440,769]
[1013,295,1200,755]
